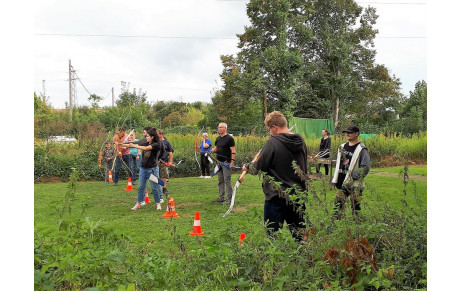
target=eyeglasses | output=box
[266,125,275,132]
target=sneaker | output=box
[140,201,146,206]
[132,181,136,186]
[204,176,212,179]
[114,182,118,186]
[199,175,204,178]
[105,181,109,184]
[160,199,164,203]
[131,203,141,210]
[156,203,162,210]
[212,199,225,204]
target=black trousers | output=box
[200,153,211,176]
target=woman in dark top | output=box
[127,128,164,210]
[315,129,331,175]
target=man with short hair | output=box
[211,122,236,205]
[331,125,370,218]
[157,129,175,199]
[242,111,308,242]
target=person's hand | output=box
[170,163,176,167]
[136,155,140,161]
[230,162,235,169]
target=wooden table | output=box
[307,158,336,182]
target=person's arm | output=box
[203,138,210,148]
[244,142,272,175]
[352,148,370,180]
[128,143,152,151]
[230,146,236,168]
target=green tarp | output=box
[289,117,335,139]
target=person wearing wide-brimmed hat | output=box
[331,125,370,218]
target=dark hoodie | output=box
[249,133,308,201]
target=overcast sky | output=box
[33,0,426,108]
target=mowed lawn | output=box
[34,165,427,252]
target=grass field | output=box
[34,165,427,289]
[34,165,426,250]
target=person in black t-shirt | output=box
[127,128,165,211]
[243,111,308,242]
[331,125,370,218]
[211,122,236,205]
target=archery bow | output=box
[223,168,248,217]
[222,148,262,217]
[194,126,205,171]
[205,153,241,177]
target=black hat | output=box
[342,125,360,133]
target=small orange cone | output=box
[145,189,151,204]
[239,233,246,245]
[108,171,113,182]
[124,177,134,191]
[189,211,205,236]
[162,197,179,218]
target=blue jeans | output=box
[114,154,135,183]
[130,154,140,181]
[264,195,305,241]
[137,166,162,203]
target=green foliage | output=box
[34,166,426,289]
[35,132,426,181]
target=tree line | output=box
[34,0,427,139]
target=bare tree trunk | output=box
[334,97,340,131]
[264,89,267,119]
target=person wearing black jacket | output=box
[242,111,308,241]
[315,129,331,175]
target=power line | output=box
[216,0,426,3]
[34,33,425,39]
[34,33,236,40]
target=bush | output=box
[35,132,426,181]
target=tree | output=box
[116,88,147,108]
[213,0,402,132]
[88,94,103,108]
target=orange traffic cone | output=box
[145,189,151,204]
[108,171,113,182]
[239,233,246,245]
[162,197,179,218]
[124,177,134,191]
[189,211,205,236]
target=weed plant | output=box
[35,166,427,290]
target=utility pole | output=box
[69,59,73,122]
[112,87,114,107]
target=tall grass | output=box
[34,132,426,181]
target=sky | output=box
[33,0,426,109]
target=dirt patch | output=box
[372,172,427,181]
[176,202,204,208]
[232,206,248,212]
